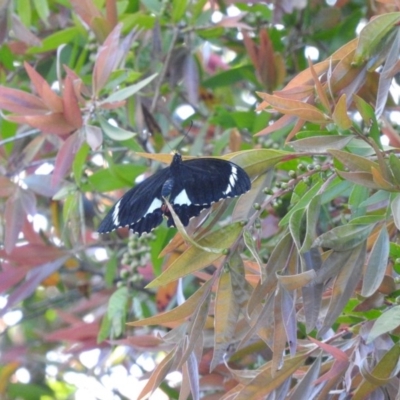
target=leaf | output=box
[227,349,315,399]
[352,344,400,400]
[336,170,382,190]
[7,113,77,135]
[280,180,323,226]
[361,226,389,297]
[256,92,328,124]
[128,279,213,326]
[137,348,178,400]
[107,286,129,338]
[98,115,136,141]
[93,24,122,94]
[24,62,62,112]
[353,12,400,65]
[319,242,366,336]
[5,192,25,254]
[290,135,353,152]
[0,86,47,114]
[392,193,400,230]
[1,256,69,314]
[332,94,352,130]
[147,223,243,288]
[102,73,158,103]
[328,149,379,173]
[212,267,239,370]
[367,306,400,343]
[62,75,82,129]
[313,223,374,251]
[52,131,83,186]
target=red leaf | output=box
[0,177,16,197]
[7,113,77,135]
[92,23,122,94]
[11,15,41,47]
[24,62,63,112]
[0,263,30,293]
[64,66,92,98]
[44,321,100,342]
[51,131,83,186]
[0,86,47,114]
[2,256,69,314]
[0,243,68,266]
[69,0,103,27]
[62,75,83,129]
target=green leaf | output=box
[291,135,353,152]
[98,115,137,141]
[27,27,80,53]
[107,286,129,338]
[348,184,369,219]
[33,0,50,24]
[102,73,158,103]
[329,149,379,173]
[8,383,54,399]
[389,153,400,186]
[97,313,111,343]
[72,142,89,187]
[172,0,187,22]
[147,223,243,288]
[353,343,400,400]
[353,12,400,65]
[203,65,256,88]
[280,179,323,226]
[368,307,400,343]
[17,0,31,27]
[361,226,389,297]
[224,149,288,178]
[313,224,374,251]
[87,164,146,192]
[392,193,400,230]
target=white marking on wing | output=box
[229,166,238,187]
[223,184,232,195]
[112,200,121,226]
[144,198,163,216]
[174,189,191,206]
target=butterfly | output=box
[97,153,251,236]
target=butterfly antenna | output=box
[177,120,193,152]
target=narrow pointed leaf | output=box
[361,226,389,297]
[102,73,158,103]
[147,223,243,288]
[128,279,213,326]
[313,224,374,251]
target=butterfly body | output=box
[98,153,251,236]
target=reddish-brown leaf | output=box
[11,14,41,46]
[92,23,123,94]
[51,131,83,186]
[3,256,69,314]
[0,176,16,197]
[62,75,83,129]
[24,62,63,112]
[7,113,77,135]
[0,243,68,266]
[0,86,47,114]
[69,0,103,27]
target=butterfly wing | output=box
[97,167,171,235]
[167,158,251,226]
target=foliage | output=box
[1,0,400,399]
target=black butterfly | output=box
[97,153,251,236]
